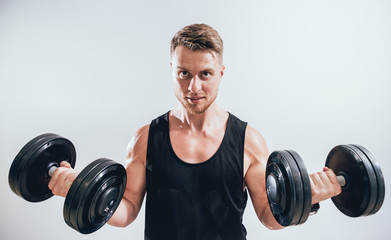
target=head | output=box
[170,24,225,114]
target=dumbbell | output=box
[8,133,127,234]
[265,144,385,226]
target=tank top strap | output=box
[224,112,248,159]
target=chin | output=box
[184,105,207,114]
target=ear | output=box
[170,62,173,71]
[220,65,225,77]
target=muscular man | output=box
[49,24,341,239]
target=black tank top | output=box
[145,112,248,240]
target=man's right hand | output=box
[48,161,79,198]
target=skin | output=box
[48,45,342,230]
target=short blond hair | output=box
[170,24,223,62]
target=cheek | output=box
[173,79,186,94]
[208,79,220,92]
[179,79,191,91]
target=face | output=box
[171,46,225,114]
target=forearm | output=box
[107,198,138,227]
[259,203,284,230]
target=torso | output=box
[145,111,250,240]
[168,111,252,186]
[169,116,227,164]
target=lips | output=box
[186,96,205,104]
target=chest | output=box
[169,129,225,164]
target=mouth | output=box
[186,96,205,104]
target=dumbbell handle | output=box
[46,161,70,177]
[336,175,346,187]
[48,166,58,177]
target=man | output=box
[49,24,341,239]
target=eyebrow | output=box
[176,66,215,72]
[176,66,188,71]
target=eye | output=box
[179,71,189,78]
[202,71,211,77]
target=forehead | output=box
[171,46,220,69]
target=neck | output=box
[171,102,228,132]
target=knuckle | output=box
[325,169,334,175]
[311,187,320,197]
[51,185,60,196]
[57,168,70,180]
[52,168,62,179]
[334,186,342,196]
[326,171,336,179]
[319,171,328,179]
[310,173,320,183]
[320,188,327,196]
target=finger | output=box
[325,169,339,185]
[50,168,72,196]
[63,176,74,196]
[310,172,325,188]
[309,176,316,190]
[309,176,320,194]
[48,168,61,190]
[48,167,67,190]
[60,161,72,168]
[319,170,332,184]
[310,174,324,204]
[325,170,342,195]
[319,170,342,195]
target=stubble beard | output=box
[177,93,217,115]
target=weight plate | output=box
[325,145,378,217]
[63,158,127,234]
[346,145,378,216]
[286,150,312,225]
[351,144,385,215]
[9,133,76,202]
[266,150,306,226]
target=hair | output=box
[170,23,223,62]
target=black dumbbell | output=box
[265,144,385,227]
[8,133,127,234]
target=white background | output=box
[1,0,390,239]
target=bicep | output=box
[123,157,146,213]
[123,125,149,215]
[244,126,269,218]
[245,157,269,222]
[244,126,283,229]
[108,125,149,227]
[245,160,283,229]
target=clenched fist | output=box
[310,167,342,204]
[48,161,79,198]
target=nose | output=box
[188,75,202,93]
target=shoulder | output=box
[125,124,150,166]
[244,125,269,174]
[244,125,269,159]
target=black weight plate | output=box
[64,158,126,234]
[351,144,385,215]
[9,133,76,202]
[346,145,378,216]
[9,133,57,197]
[286,150,312,225]
[266,150,305,226]
[325,145,377,217]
